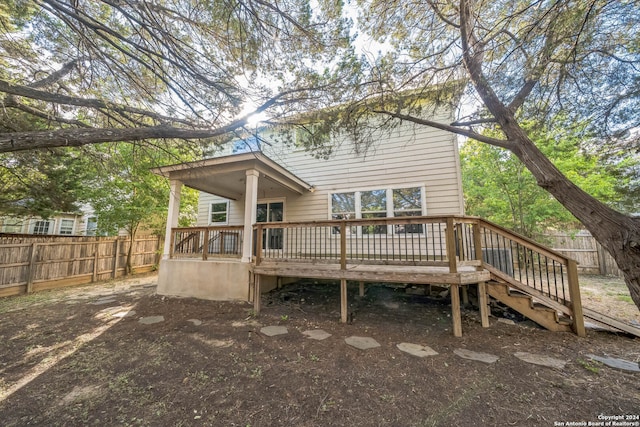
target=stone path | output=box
[88,285,632,374]
[127,315,637,373]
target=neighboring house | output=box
[0,212,98,236]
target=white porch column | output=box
[242,169,259,262]
[162,179,182,259]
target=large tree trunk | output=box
[510,132,640,310]
[457,0,640,311]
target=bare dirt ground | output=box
[0,273,638,427]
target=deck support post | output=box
[359,281,365,297]
[340,278,348,323]
[478,281,490,328]
[254,274,261,314]
[461,286,469,305]
[450,284,462,337]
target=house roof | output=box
[151,152,313,200]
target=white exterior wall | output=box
[196,109,464,225]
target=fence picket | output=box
[0,235,161,297]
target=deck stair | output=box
[487,276,572,332]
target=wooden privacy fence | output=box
[538,232,623,277]
[0,235,162,298]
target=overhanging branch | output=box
[372,109,513,149]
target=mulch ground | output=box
[0,275,638,426]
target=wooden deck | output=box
[251,261,492,337]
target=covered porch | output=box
[152,152,313,300]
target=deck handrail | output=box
[169,215,583,334]
[249,215,583,334]
[170,225,244,259]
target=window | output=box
[361,189,387,234]
[330,186,425,234]
[210,202,229,224]
[33,220,52,235]
[393,187,423,233]
[331,192,355,220]
[257,201,284,250]
[59,219,75,235]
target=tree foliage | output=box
[461,122,631,237]
[0,0,353,151]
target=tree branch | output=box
[372,109,513,149]
[0,78,194,126]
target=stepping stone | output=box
[497,318,516,326]
[260,326,288,336]
[397,342,438,358]
[454,348,499,364]
[138,316,164,325]
[587,354,640,372]
[91,297,117,305]
[382,301,400,310]
[345,336,380,350]
[188,319,203,326]
[514,352,567,369]
[302,329,332,340]
[112,310,136,318]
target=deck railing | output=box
[170,226,243,259]
[254,216,481,269]
[252,216,581,307]
[168,216,580,313]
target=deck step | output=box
[487,281,572,333]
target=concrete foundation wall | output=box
[158,259,250,301]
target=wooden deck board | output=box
[252,261,490,285]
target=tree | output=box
[83,142,198,273]
[0,0,353,151]
[337,0,640,309]
[461,122,629,237]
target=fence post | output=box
[567,259,586,337]
[113,238,120,279]
[92,242,100,282]
[26,242,38,293]
[595,241,608,276]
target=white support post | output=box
[162,179,182,259]
[242,170,259,263]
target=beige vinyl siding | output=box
[196,108,464,224]
[197,193,245,226]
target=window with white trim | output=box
[330,186,425,234]
[33,220,52,235]
[59,219,75,235]
[210,202,229,224]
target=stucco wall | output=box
[157,259,251,301]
